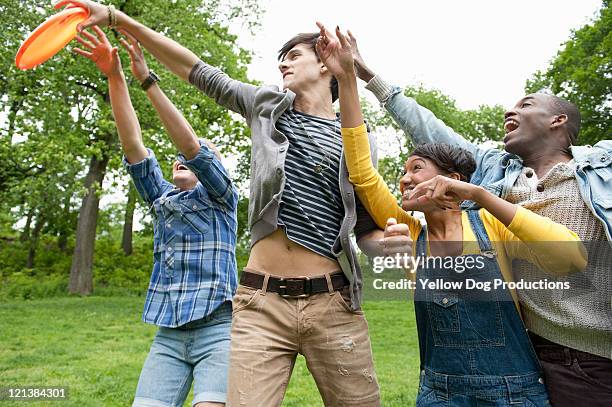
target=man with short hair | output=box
[348,32,612,407]
[57,1,383,405]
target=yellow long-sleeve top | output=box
[342,124,587,309]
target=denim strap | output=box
[415,226,428,257]
[503,375,526,404]
[467,210,495,256]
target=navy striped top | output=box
[276,109,344,260]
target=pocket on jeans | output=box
[232,286,260,314]
[572,359,612,392]
[333,287,364,315]
[415,384,438,406]
[523,395,551,407]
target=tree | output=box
[1,0,261,294]
[526,1,611,145]
[121,183,137,255]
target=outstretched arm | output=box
[73,26,147,163]
[408,175,517,226]
[73,26,172,204]
[315,23,362,128]
[56,0,197,80]
[347,30,486,163]
[119,30,199,159]
[119,31,236,207]
[56,0,257,118]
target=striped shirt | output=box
[276,109,344,259]
[124,146,238,328]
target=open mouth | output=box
[176,164,189,171]
[504,118,519,134]
[402,188,415,200]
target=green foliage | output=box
[90,233,153,295]
[1,0,262,291]
[525,1,611,145]
[0,231,154,300]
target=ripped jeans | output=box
[226,278,380,407]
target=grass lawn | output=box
[0,297,420,406]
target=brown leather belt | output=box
[240,270,350,298]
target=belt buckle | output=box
[279,277,310,298]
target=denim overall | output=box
[414,211,550,407]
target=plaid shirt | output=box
[124,145,238,327]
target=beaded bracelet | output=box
[108,5,118,27]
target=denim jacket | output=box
[367,80,612,246]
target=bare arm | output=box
[55,0,198,81]
[119,32,199,159]
[115,15,198,82]
[109,74,149,163]
[73,26,147,163]
[56,1,257,119]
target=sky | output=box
[236,0,602,110]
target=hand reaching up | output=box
[73,26,122,78]
[346,30,376,83]
[118,29,149,82]
[315,22,355,79]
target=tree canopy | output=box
[526,1,611,145]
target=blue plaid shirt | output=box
[124,145,238,328]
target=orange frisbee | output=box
[15,6,89,70]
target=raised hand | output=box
[347,30,376,83]
[118,29,149,82]
[315,22,355,79]
[73,26,121,78]
[53,0,110,32]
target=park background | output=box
[0,0,609,405]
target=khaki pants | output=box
[227,272,381,407]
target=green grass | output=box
[0,298,419,406]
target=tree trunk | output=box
[68,147,110,295]
[58,193,72,252]
[26,213,45,269]
[121,183,137,256]
[20,209,33,242]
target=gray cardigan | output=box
[189,61,379,309]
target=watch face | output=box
[141,71,159,90]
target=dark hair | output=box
[545,94,581,144]
[278,33,339,102]
[409,143,476,182]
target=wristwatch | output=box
[140,71,160,91]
